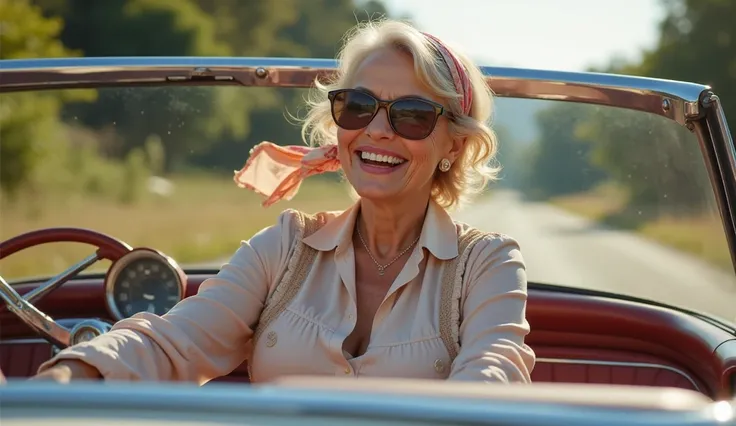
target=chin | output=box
[352,185,402,202]
[353,183,430,206]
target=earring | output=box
[438,158,452,172]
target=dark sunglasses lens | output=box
[331,90,377,130]
[390,99,439,140]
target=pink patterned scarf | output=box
[234,33,472,207]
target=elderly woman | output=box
[33,19,535,384]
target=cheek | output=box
[337,128,360,162]
[337,127,362,146]
[406,135,442,168]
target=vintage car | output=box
[0,57,734,425]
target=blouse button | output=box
[434,359,446,373]
[265,331,278,347]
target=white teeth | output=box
[360,151,405,165]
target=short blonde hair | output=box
[301,19,500,210]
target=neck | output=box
[356,194,430,261]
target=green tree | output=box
[0,0,92,196]
[579,0,734,216]
[521,103,606,199]
[636,0,735,128]
[576,107,708,216]
[188,0,397,172]
[29,0,399,175]
[32,0,257,171]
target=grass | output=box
[0,175,353,281]
[550,185,733,271]
[549,184,627,222]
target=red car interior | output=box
[2,275,734,400]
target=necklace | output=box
[356,225,421,276]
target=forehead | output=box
[350,48,435,100]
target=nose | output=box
[365,107,394,141]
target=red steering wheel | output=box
[0,228,132,262]
[0,228,133,349]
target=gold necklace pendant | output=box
[356,226,420,276]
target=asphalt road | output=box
[453,190,736,323]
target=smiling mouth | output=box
[356,150,407,168]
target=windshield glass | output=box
[1,85,734,321]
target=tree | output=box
[578,0,734,216]
[520,102,606,199]
[32,0,261,171]
[637,0,735,127]
[576,106,708,216]
[187,0,397,172]
[0,0,91,196]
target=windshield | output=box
[1,85,734,321]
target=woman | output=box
[33,19,535,384]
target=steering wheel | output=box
[0,228,132,349]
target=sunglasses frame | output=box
[327,88,452,140]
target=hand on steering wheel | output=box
[0,228,132,349]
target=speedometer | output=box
[104,248,186,321]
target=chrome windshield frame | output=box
[1,57,734,271]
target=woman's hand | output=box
[28,360,102,383]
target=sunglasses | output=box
[328,88,451,140]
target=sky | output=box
[382,0,666,72]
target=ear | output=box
[445,135,466,163]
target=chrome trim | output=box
[0,381,723,425]
[22,252,99,304]
[0,338,49,345]
[709,400,735,423]
[706,95,736,178]
[69,319,112,346]
[104,248,186,321]
[0,275,70,348]
[702,94,736,272]
[537,357,701,391]
[0,57,710,126]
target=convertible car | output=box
[0,57,734,425]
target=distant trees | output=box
[2,0,396,200]
[512,0,734,218]
[0,0,93,197]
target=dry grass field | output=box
[1,175,353,280]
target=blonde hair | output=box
[300,19,500,210]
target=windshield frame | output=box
[0,56,734,273]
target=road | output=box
[453,190,736,322]
[196,190,736,323]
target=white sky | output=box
[383,0,666,71]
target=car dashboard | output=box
[1,259,736,400]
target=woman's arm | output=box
[447,234,536,383]
[33,211,298,384]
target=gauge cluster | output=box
[103,248,186,321]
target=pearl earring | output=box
[438,158,452,172]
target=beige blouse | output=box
[39,200,535,384]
